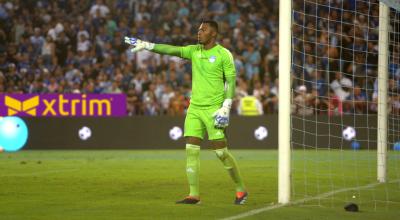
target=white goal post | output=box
[377,1,389,183]
[278,0,292,204]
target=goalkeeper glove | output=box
[124,36,155,53]
[213,99,232,129]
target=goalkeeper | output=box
[125,20,247,205]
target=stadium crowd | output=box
[292,0,400,116]
[0,0,397,116]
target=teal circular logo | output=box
[0,117,29,152]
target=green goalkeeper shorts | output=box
[184,104,226,140]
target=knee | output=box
[214,147,228,160]
[210,139,227,150]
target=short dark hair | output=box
[202,20,219,33]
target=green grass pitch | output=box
[0,150,399,219]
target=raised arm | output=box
[124,37,192,59]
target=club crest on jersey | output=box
[209,55,216,63]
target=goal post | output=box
[278,0,292,204]
[377,1,389,183]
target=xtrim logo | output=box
[0,94,127,117]
[5,96,39,116]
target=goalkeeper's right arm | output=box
[124,37,183,58]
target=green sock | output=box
[186,144,200,197]
[214,147,246,192]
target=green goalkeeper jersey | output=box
[152,43,236,108]
[179,44,236,108]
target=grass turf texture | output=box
[0,150,399,220]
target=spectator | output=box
[242,43,261,80]
[292,85,313,116]
[126,87,141,116]
[237,95,264,116]
[262,84,278,114]
[90,0,110,19]
[330,72,352,101]
[105,81,122,94]
[160,83,175,114]
[169,90,186,116]
[345,85,368,114]
[143,92,159,116]
[328,90,343,116]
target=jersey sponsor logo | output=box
[209,55,216,63]
[216,131,222,136]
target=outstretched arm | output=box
[125,37,185,58]
[152,44,182,57]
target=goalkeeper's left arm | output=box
[213,75,236,128]
[212,48,237,129]
[124,37,186,58]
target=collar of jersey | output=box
[200,43,219,51]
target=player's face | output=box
[198,23,215,44]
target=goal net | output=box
[287,0,400,209]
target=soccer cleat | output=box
[234,192,248,205]
[176,196,201,205]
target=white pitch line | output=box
[0,168,78,177]
[221,179,400,220]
